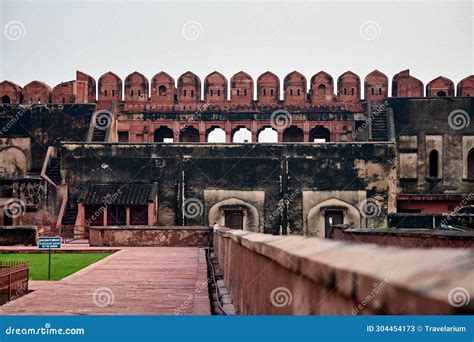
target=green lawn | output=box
[0,253,111,280]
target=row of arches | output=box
[2,71,472,105]
[151,125,331,143]
[427,148,474,179]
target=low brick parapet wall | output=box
[89,226,212,247]
[214,228,474,315]
[332,227,474,249]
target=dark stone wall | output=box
[0,104,95,171]
[389,97,474,194]
[62,143,396,234]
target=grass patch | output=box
[0,253,111,280]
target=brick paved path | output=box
[0,247,210,315]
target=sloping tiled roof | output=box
[79,183,157,206]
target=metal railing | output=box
[0,261,29,304]
[37,225,89,244]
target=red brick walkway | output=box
[0,247,210,315]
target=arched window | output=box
[318,84,326,97]
[429,150,439,178]
[207,127,226,143]
[1,95,11,104]
[179,126,200,143]
[232,127,252,143]
[257,127,278,143]
[154,126,174,143]
[437,90,446,97]
[283,126,304,142]
[309,126,331,142]
[158,85,166,96]
[468,149,474,178]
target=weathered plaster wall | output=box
[62,143,396,235]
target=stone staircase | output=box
[46,156,61,184]
[370,105,389,141]
[62,204,78,226]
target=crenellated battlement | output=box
[0,70,473,112]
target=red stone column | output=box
[199,122,206,142]
[173,121,180,142]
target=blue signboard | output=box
[38,236,61,249]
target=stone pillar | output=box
[173,121,180,142]
[225,121,232,143]
[126,207,131,225]
[199,122,206,142]
[148,203,155,225]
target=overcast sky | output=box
[0,0,473,99]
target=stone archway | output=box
[208,197,260,232]
[307,198,361,238]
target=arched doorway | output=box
[429,150,439,178]
[1,95,10,104]
[154,126,174,143]
[232,127,252,143]
[282,126,304,142]
[257,127,278,143]
[179,126,200,143]
[437,90,447,97]
[206,127,226,143]
[309,126,330,142]
[468,148,474,178]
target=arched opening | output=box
[1,95,11,104]
[437,90,447,97]
[309,126,330,142]
[468,149,474,178]
[257,127,278,143]
[154,126,174,143]
[207,127,226,143]
[282,126,304,142]
[232,127,252,143]
[318,84,326,97]
[179,126,200,143]
[429,150,439,178]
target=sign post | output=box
[38,237,61,280]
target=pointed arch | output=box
[230,71,253,105]
[98,71,122,102]
[177,71,201,103]
[337,71,360,102]
[364,70,388,101]
[23,80,52,104]
[426,76,454,97]
[310,71,334,104]
[124,71,149,102]
[457,75,474,97]
[257,71,280,104]
[284,70,307,105]
[204,71,227,103]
